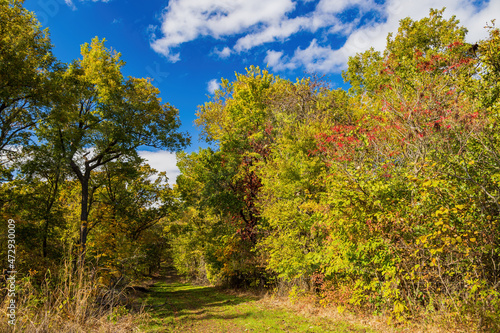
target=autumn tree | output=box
[175,68,352,286]
[37,38,189,264]
[174,9,500,328]
[17,144,68,258]
[88,162,174,277]
[327,9,500,325]
[0,0,57,181]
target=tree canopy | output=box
[1,3,500,331]
[169,9,500,329]
[0,0,56,180]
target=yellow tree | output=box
[38,38,189,265]
[0,0,57,181]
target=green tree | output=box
[343,8,469,98]
[189,67,277,285]
[0,0,56,180]
[38,37,189,264]
[88,162,174,278]
[177,69,352,286]
[333,9,500,325]
[17,143,68,258]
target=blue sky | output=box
[23,0,498,182]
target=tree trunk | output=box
[42,218,49,258]
[78,176,90,267]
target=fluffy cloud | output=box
[213,46,232,58]
[264,50,296,71]
[150,0,296,62]
[207,79,220,94]
[264,0,499,73]
[151,0,498,72]
[138,150,180,184]
[233,16,310,52]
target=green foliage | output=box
[171,8,500,330]
[0,0,57,180]
[88,163,175,280]
[0,0,188,310]
[3,2,500,330]
[35,36,189,263]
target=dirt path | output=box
[138,270,376,333]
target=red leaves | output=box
[264,124,273,135]
[381,67,394,75]
[447,41,463,49]
[316,125,360,146]
[442,57,473,73]
[417,60,435,73]
[379,84,393,91]
[315,124,367,162]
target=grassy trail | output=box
[139,270,376,333]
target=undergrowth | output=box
[0,259,144,332]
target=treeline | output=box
[2,0,500,330]
[171,9,500,329]
[1,0,190,330]
[0,0,187,296]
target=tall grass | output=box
[0,259,144,332]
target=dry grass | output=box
[2,261,483,333]
[253,292,481,333]
[0,260,146,332]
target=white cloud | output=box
[213,46,232,58]
[316,0,371,14]
[64,0,77,10]
[294,39,344,72]
[264,50,296,71]
[266,0,499,73]
[138,150,180,184]
[151,0,498,72]
[265,50,284,68]
[234,16,310,52]
[150,0,296,62]
[264,39,347,73]
[207,79,220,94]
